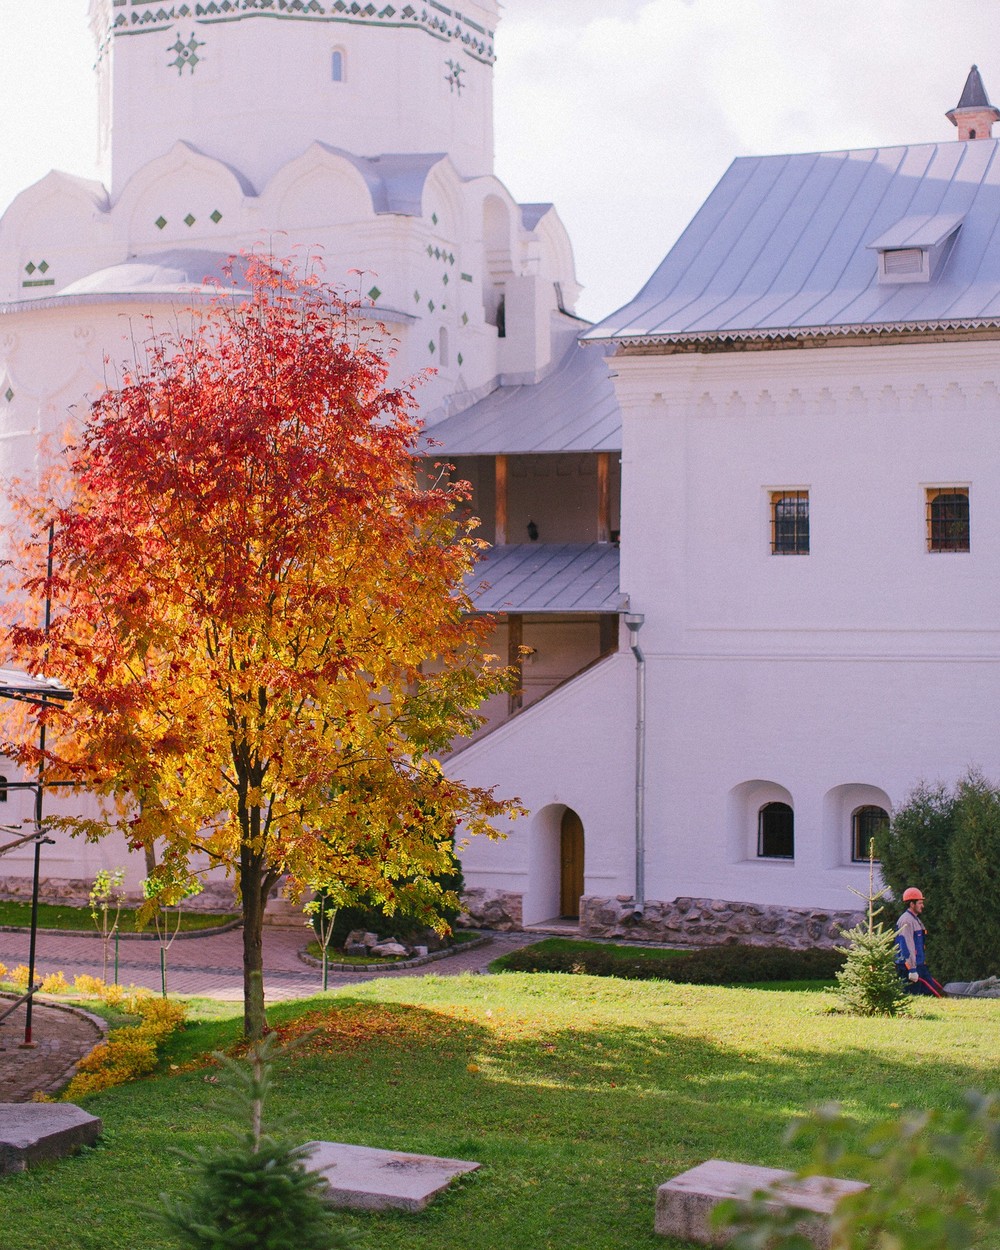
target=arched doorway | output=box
[559,808,585,919]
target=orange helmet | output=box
[902,887,924,902]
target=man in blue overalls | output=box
[895,887,944,996]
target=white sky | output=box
[1,1,998,321]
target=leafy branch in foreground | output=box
[715,1091,1000,1250]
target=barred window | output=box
[851,805,888,862]
[757,802,794,859]
[770,491,809,555]
[927,488,969,552]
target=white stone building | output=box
[450,66,1000,945]
[0,0,611,906]
[3,9,997,948]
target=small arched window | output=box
[0,774,8,803]
[852,805,888,862]
[331,49,345,83]
[439,326,450,367]
[757,802,793,859]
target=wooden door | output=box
[559,809,584,919]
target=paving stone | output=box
[0,1102,102,1174]
[302,1141,480,1212]
[655,1158,867,1248]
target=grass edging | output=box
[0,918,243,941]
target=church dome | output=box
[58,250,243,298]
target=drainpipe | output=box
[623,612,646,918]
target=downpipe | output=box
[624,613,646,919]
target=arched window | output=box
[331,49,345,83]
[0,774,7,803]
[852,805,888,862]
[757,802,793,859]
[439,326,449,367]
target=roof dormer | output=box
[867,213,963,285]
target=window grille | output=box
[757,802,794,859]
[770,491,809,554]
[926,488,969,552]
[851,805,888,862]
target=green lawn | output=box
[0,900,238,933]
[3,973,998,1250]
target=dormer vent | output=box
[867,213,964,285]
[946,65,1000,141]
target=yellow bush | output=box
[11,965,30,990]
[73,974,106,996]
[99,983,125,1007]
[60,996,188,1100]
[40,971,69,994]
[0,961,8,980]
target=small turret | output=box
[946,65,1000,141]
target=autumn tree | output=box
[2,254,516,1039]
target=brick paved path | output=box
[0,925,536,1101]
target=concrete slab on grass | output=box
[0,1103,102,1175]
[656,1158,867,1248]
[303,1141,480,1212]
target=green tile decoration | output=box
[413,290,421,303]
[24,263,35,275]
[38,261,49,274]
[428,299,435,313]
[210,209,223,223]
[155,216,168,230]
[428,340,436,354]
[461,272,473,282]
[21,280,55,288]
[461,312,469,325]
[112,3,496,69]
[168,33,204,75]
[426,245,434,258]
[431,212,438,226]
[368,285,382,301]
[4,388,13,403]
[184,213,196,227]
[457,353,463,366]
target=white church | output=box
[2,3,998,947]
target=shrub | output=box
[494,942,843,985]
[312,840,465,949]
[73,974,106,996]
[878,772,1000,982]
[10,964,30,990]
[62,998,188,1099]
[835,922,910,1017]
[39,971,69,994]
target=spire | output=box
[947,65,1000,140]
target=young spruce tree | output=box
[156,1035,356,1250]
[835,839,910,1017]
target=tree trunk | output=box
[240,846,268,1041]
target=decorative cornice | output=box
[106,1,495,64]
[606,318,1000,355]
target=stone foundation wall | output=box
[579,895,863,949]
[0,875,238,913]
[458,888,523,932]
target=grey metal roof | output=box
[465,543,625,614]
[586,137,1000,346]
[421,325,621,454]
[0,669,72,705]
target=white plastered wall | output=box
[609,340,1000,911]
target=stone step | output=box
[655,1158,867,1248]
[0,1103,102,1174]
